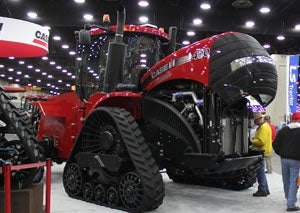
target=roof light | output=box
[139,16,148,23]
[260,7,270,13]
[138,1,149,7]
[193,18,202,25]
[200,3,211,10]
[245,21,255,28]
[74,0,85,3]
[27,11,37,18]
[277,35,285,40]
[187,31,195,36]
[83,14,93,21]
[295,24,300,30]
[182,40,190,45]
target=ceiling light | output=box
[193,18,203,25]
[0,64,4,68]
[50,61,56,65]
[83,14,93,21]
[187,31,195,36]
[245,21,255,28]
[74,0,85,3]
[35,69,40,72]
[277,35,285,40]
[263,44,270,49]
[18,60,25,64]
[138,1,149,7]
[56,66,62,69]
[48,75,53,78]
[200,3,211,10]
[16,71,22,75]
[42,56,48,60]
[27,11,38,18]
[8,68,14,72]
[8,77,13,80]
[8,56,14,59]
[53,36,61,41]
[62,44,69,49]
[24,74,29,78]
[69,51,76,55]
[260,7,270,13]
[139,16,148,23]
[295,24,300,30]
[37,79,41,83]
[182,40,190,45]
[15,79,20,82]
[27,65,33,69]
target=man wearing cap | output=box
[273,112,300,211]
[251,112,272,197]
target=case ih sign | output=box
[0,17,49,58]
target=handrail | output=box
[1,159,52,213]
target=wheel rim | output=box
[94,184,106,203]
[81,110,124,155]
[106,186,119,206]
[119,172,144,209]
[82,182,93,200]
[63,163,83,196]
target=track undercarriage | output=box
[63,107,164,212]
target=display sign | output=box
[0,17,49,58]
[288,55,299,113]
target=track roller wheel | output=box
[82,182,93,200]
[106,186,119,206]
[63,163,84,196]
[94,184,106,203]
[119,172,143,209]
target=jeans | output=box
[265,155,273,173]
[257,160,269,191]
[281,158,300,208]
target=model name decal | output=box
[192,48,210,59]
[35,31,49,43]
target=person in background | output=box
[264,115,277,173]
[273,112,300,211]
[251,112,272,197]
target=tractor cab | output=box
[75,25,170,100]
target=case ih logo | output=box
[33,30,49,48]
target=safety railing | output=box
[0,159,52,213]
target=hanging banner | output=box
[288,55,299,113]
[0,16,49,58]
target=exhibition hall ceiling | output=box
[0,0,300,94]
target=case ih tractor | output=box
[28,4,277,213]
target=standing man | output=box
[273,112,300,211]
[264,115,277,173]
[251,112,272,197]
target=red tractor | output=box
[30,4,277,212]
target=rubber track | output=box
[0,90,39,188]
[103,107,165,211]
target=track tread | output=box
[107,107,165,211]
